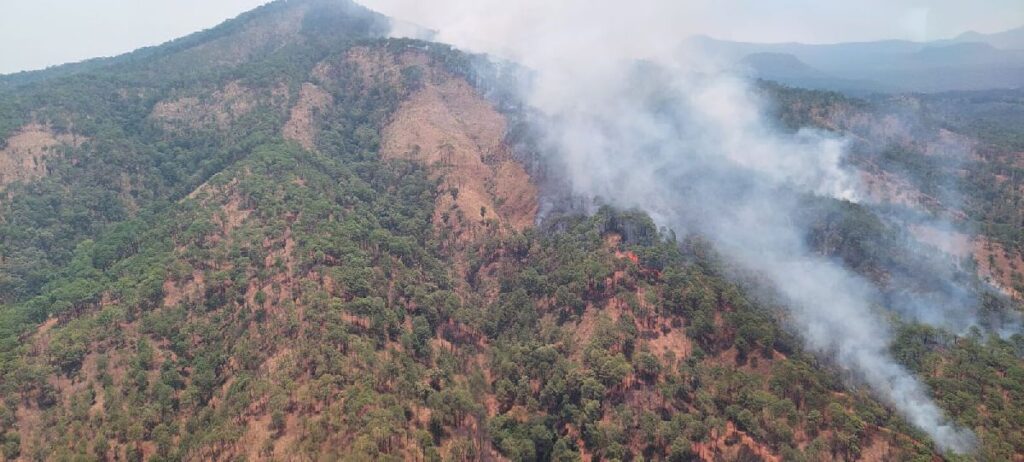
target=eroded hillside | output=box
[0,124,85,192]
[0,2,1022,462]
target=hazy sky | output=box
[0,0,1021,74]
[0,0,268,74]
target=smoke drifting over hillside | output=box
[369,0,976,453]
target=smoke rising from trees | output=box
[375,0,977,452]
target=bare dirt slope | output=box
[364,47,538,239]
[974,237,1024,299]
[282,83,333,151]
[0,123,84,190]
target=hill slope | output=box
[0,1,1023,461]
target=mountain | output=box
[1,1,1023,461]
[692,27,1024,94]
[739,53,827,80]
[0,0,390,90]
[946,26,1024,50]
[737,53,891,94]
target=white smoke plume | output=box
[363,0,977,453]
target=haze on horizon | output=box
[0,0,1021,75]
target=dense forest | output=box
[0,0,1022,461]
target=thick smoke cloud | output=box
[366,0,977,453]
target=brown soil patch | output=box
[692,421,780,462]
[236,413,276,460]
[244,228,298,318]
[646,325,692,360]
[162,278,184,308]
[216,191,252,237]
[35,316,59,337]
[926,128,979,160]
[166,182,252,307]
[311,60,333,83]
[0,123,85,189]
[380,62,537,237]
[151,81,258,131]
[29,317,60,358]
[909,225,971,259]
[856,432,900,462]
[345,46,431,87]
[283,83,333,151]
[14,403,43,459]
[574,302,624,351]
[858,169,934,209]
[973,237,1024,299]
[493,161,539,231]
[163,270,206,308]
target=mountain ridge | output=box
[0,1,1022,461]
[690,26,1024,94]
[0,0,389,90]
[948,25,1024,50]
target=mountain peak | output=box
[951,25,1024,50]
[0,0,389,88]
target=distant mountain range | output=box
[940,26,1024,50]
[689,26,1024,94]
